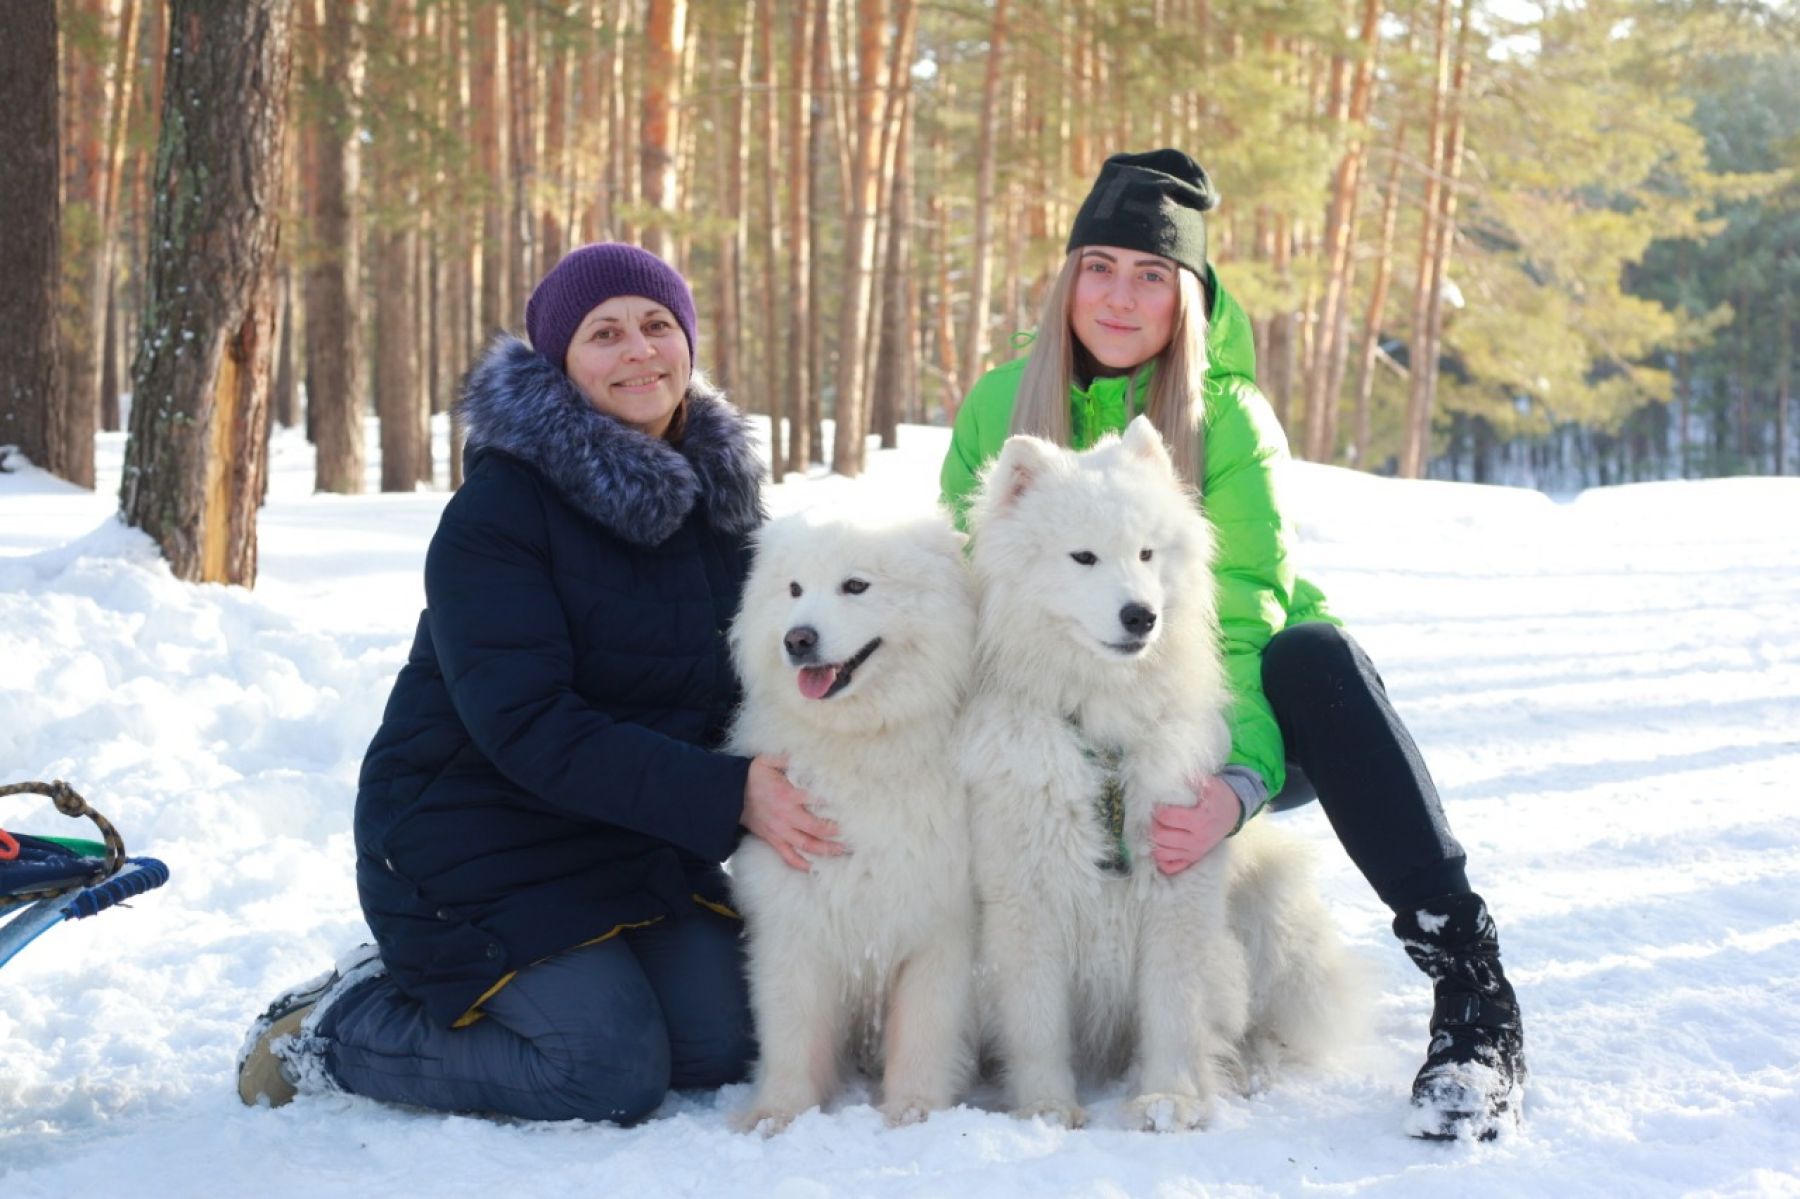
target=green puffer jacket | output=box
[938,266,1335,804]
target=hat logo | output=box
[1092,168,1170,223]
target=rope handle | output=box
[0,780,126,878]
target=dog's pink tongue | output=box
[797,665,839,700]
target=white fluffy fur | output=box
[962,416,1359,1131]
[727,503,978,1133]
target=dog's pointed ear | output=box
[1122,415,1175,477]
[990,434,1060,510]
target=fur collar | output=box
[458,335,765,547]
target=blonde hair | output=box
[1009,251,1210,486]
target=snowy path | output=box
[2,425,1797,1197]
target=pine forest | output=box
[1,0,1796,585]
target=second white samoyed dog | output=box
[962,416,1358,1131]
[727,505,977,1133]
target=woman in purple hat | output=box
[238,243,841,1123]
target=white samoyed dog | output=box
[727,503,978,1133]
[961,416,1359,1131]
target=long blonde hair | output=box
[1009,251,1210,487]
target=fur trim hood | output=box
[458,335,765,547]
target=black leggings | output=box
[1262,622,1471,912]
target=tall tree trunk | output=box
[1418,0,1471,471]
[609,0,635,245]
[804,0,830,465]
[97,0,145,437]
[867,0,915,451]
[121,0,292,585]
[754,0,786,478]
[874,86,914,448]
[101,285,125,434]
[274,267,298,427]
[307,0,364,493]
[1302,0,1380,463]
[1266,214,1297,428]
[541,13,570,269]
[473,2,506,343]
[830,0,888,477]
[58,0,107,487]
[1777,295,1791,476]
[782,0,814,476]
[508,5,536,303]
[375,0,421,492]
[718,3,752,398]
[929,95,959,421]
[0,0,64,476]
[640,0,686,261]
[1400,0,1454,479]
[1350,118,1408,470]
[961,0,1010,396]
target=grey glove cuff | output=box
[1217,766,1268,835]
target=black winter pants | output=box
[1262,622,1471,912]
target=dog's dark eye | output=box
[1070,551,1097,566]
[1139,548,1154,562]
[841,578,870,595]
[789,581,802,598]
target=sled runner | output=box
[0,780,169,970]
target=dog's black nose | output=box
[784,625,819,661]
[1119,603,1157,637]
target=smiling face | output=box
[563,294,692,438]
[729,509,977,737]
[1068,245,1180,372]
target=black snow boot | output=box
[1392,892,1526,1141]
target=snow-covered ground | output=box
[3,419,1797,1198]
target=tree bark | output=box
[121,0,292,585]
[1418,0,1472,472]
[97,0,145,437]
[779,0,814,477]
[754,0,786,478]
[274,267,298,428]
[718,2,752,399]
[640,0,686,261]
[473,2,507,343]
[803,0,830,466]
[307,0,364,493]
[58,0,110,487]
[508,5,536,303]
[868,0,916,450]
[541,11,570,269]
[874,85,915,448]
[1302,0,1380,463]
[828,0,888,477]
[961,0,1010,397]
[1400,0,1454,479]
[0,0,64,476]
[375,0,421,492]
[1350,117,1408,471]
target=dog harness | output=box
[1066,717,1131,877]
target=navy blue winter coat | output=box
[353,336,765,1028]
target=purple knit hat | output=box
[524,243,698,371]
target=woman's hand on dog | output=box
[743,754,847,871]
[1150,776,1240,875]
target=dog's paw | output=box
[880,1096,938,1128]
[1128,1091,1211,1132]
[1012,1099,1086,1128]
[730,1104,806,1136]
[1237,1033,1285,1095]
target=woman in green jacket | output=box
[940,149,1526,1141]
